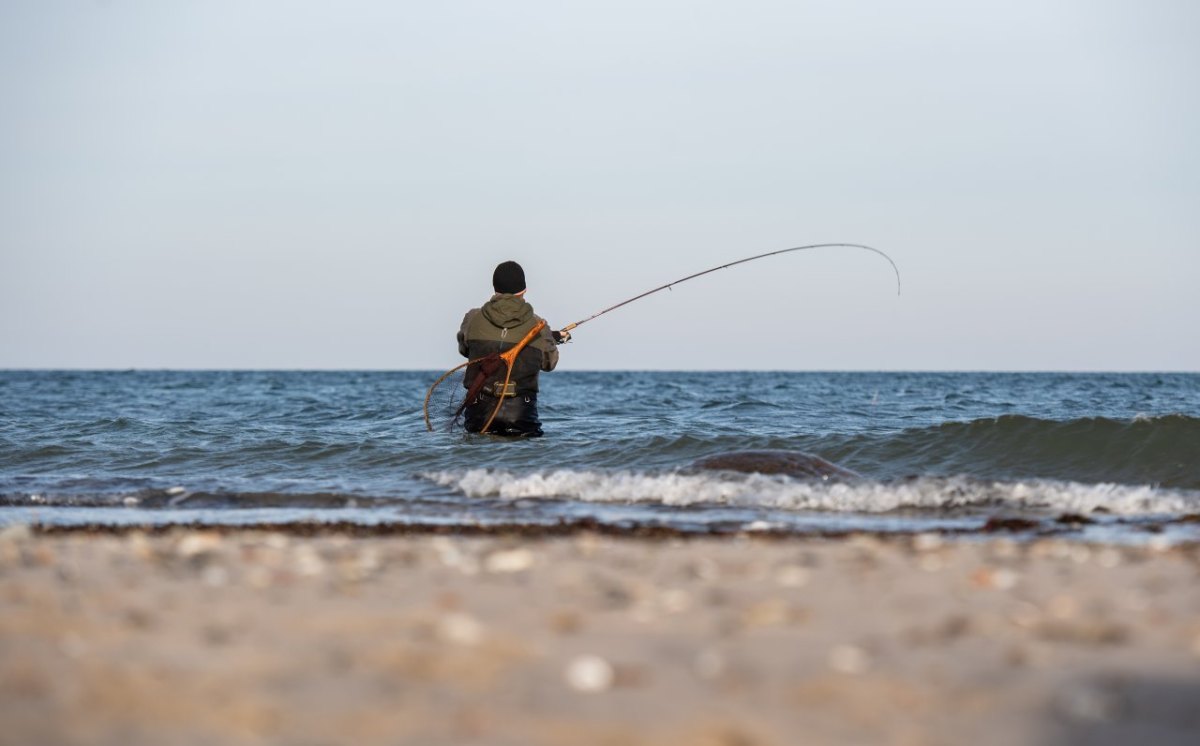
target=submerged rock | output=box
[691,450,861,481]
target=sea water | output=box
[2,371,1198,541]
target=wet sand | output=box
[2,526,1199,746]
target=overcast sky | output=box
[1,0,1196,370]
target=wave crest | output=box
[421,468,1200,516]
[826,413,1200,488]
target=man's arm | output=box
[532,321,559,371]
[457,311,475,358]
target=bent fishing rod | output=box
[424,243,898,432]
[557,242,900,337]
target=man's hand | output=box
[552,330,572,345]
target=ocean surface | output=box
[2,371,1198,542]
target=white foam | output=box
[420,468,1199,516]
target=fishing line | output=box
[560,243,900,334]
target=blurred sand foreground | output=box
[1,526,1198,746]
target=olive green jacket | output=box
[457,294,558,394]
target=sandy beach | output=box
[2,526,1198,746]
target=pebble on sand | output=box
[432,538,480,575]
[175,532,222,560]
[1047,594,1079,620]
[1095,548,1122,568]
[913,533,943,552]
[437,613,485,646]
[202,565,230,587]
[659,588,692,614]
[484,548,535,574]
[774,565,810,588]
[827,644,872,675]
[1008,601,1042,629]
[125,532,154,561]
[565,654,615,693]
[919,554,945,573]
[742,598,796,628]
[293,545,326,578]
[549,610,583,635]
[971,567,1019,590]
[263,533,290,550]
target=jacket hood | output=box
[480,294,534,329]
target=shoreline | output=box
[15,513,1200,544]
[3,527,1199,745]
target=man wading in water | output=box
[457,261,569,437]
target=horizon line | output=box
[2,368,1198,375]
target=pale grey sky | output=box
[1,0,1196,370]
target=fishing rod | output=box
[424,243,898,432]
[558,243,900,335]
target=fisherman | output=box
[457,261,569,436]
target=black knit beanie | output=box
[492,261,526,294]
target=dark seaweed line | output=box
[28,513,1200,541]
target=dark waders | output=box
[463,393,543,437]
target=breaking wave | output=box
[421,468,1200,517]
